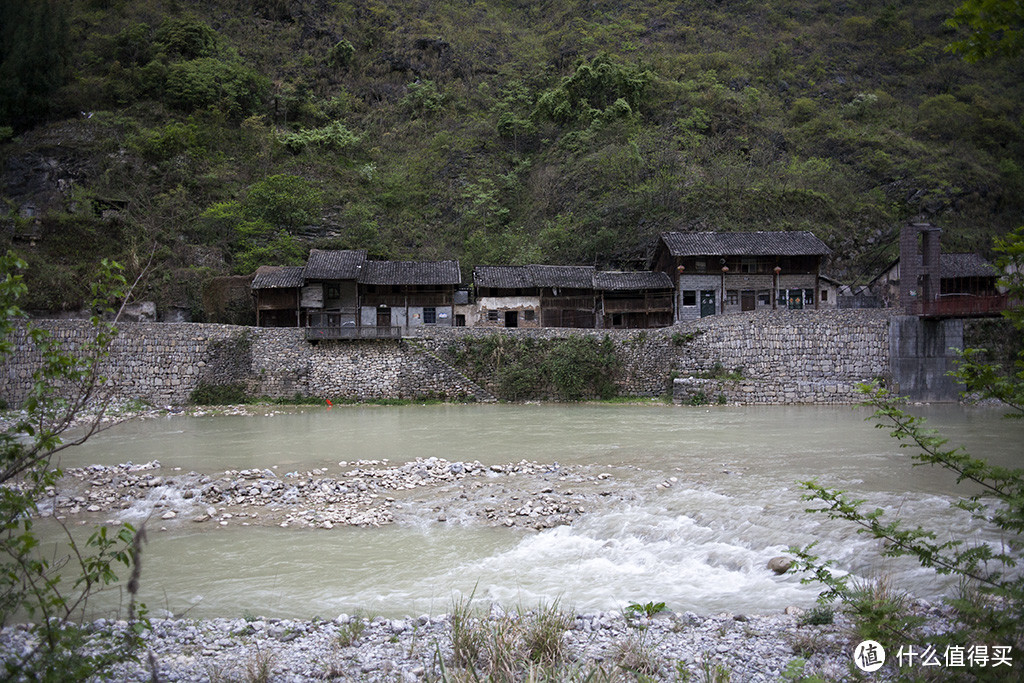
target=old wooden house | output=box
[594,271,674,328]
[471,265,541,328]
[252,266,305,327]
[302,249,366,329]
[651,231,832,321]
[530,265,597,328]
[358,259,462,333]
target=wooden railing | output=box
[305,325,402,340]
[914,294,1010,318]
[603,295,673,312]
[540,296,595,310]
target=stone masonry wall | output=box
[1,309,893,407]
[673,309,891,404]
[0,321,491,406]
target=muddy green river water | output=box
[51,403,1024,619]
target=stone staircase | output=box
[403,339,498,403]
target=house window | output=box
[821,289,828,302]
[757,290,771,306]
[696,259,707,272]
[612,313,623,327]
[423,307,437,324]
[726,290,739,305]
[487,310,499,322]
[741,258,757,273]
[524,309,536,321]
[682,290,697,306]
[804,289,814,305]
[325,284,341,300]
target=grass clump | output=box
[336,614,368,648]
[445,599,574,681]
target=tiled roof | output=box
[474,265,535,289]
[251,266,305,289]
[359,259,462,285]
[940,253,997,279]
[304,249,367,280]
[528,265,596,289]
[593,271,674,291]
[660,231,832,257]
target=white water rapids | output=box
[48,403,1024,619]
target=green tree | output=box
[201,174,319,274]
[1,252,146,679]
[0,0,70,130]
[947,0,1024,62]
[534,53,653,126]
[955,226,1024,411]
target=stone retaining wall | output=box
[0,321,491,406]
[672,309,891,403]
[1,309,893,407]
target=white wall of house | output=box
[474,296,542,328]
[360,305,453,332]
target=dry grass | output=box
[444,600,575,682]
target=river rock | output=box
[767,557,793,574]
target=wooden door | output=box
[700,290,716,317]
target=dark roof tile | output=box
[359,259,462,285]
[304,249,367,280]
[528,265,595,289]
[940,253,998,279]
[474,265,535,289]
[594,271,673,291]
[251,265,305,289]
[660,231,831,257]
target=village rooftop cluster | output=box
[251,226,1004,338]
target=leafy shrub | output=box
[280,120,361,153]
[112,23,154,66]
[545,335,620,400]
[154,16,219,60]
[400,80,445,117]
[189,382,249,405]
[534,52,653,125]
[449,334,620,401]
[328,39,355,68]
[798,604,834,626]
[625,601,667,619]
[164,58,267,118]
[131,121,202,160]
[245,174,322,229]
[789,97,817,124]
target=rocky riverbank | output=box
[0,603,889,682]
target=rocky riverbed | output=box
[42,455,637,532]
[0,602,898,682]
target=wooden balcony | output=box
[602,295,673,313]
[914,294,1011,318]
[305,325,402,340]
[540,296,596,310]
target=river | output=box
[49,403,1024,620]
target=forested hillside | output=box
[2,0,1022,317]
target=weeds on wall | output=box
[447,334,621,401]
